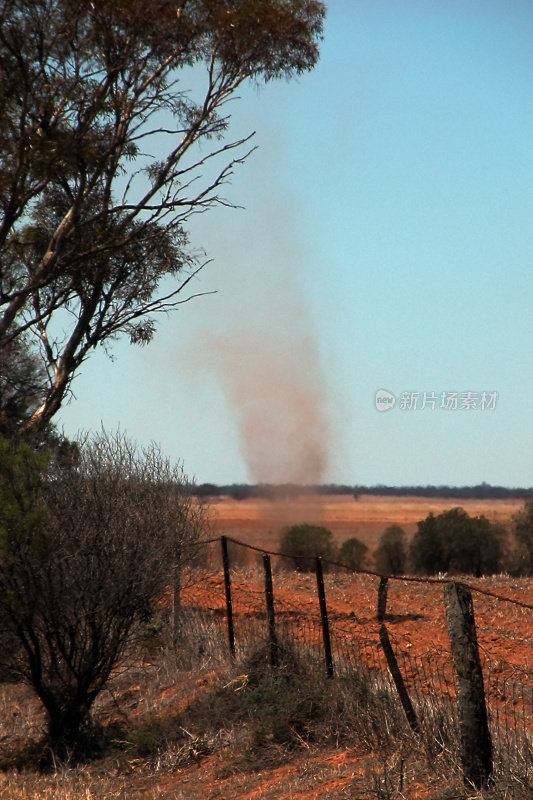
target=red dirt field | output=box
[165,495,533,797]
[206,493,524,555]
[179,563,533,698]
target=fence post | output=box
[379,623,419,734]
[220,536,235,660]
[444,582,492,789]
[172,557,181,649]
[262,554,278,667]
[377,576,389,621]
[315,557,334,678]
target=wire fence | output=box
[176,535,533,787]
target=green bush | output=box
[410,507,503,577]
[127,716,167,757]
[279,523,335,572]
[374,525,407,575]
[338,537,368,570]
[243,674,323,752]
[181,639,407,768]
[510,499,533,575]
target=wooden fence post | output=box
[377,576,389,621]
[262,554,278,667]
[220,536,235,660]
[443,582,493,789]
[315,557,334,678]
[172,557,181,649]
[379,623,419,734]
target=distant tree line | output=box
[353,482,531,500]
[193,482,532,500]
[279,503,533,578]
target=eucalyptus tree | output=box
[0,0,325,432]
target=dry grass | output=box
[0,614,531,800]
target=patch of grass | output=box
[241,672,323,757]
[126,716,171,757]
[177,637,413,773]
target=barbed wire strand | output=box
[217,535,533,611]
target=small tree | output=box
[0,429,202,758]
[510,499,533,575]
[338,537,368,571]
[279,523,335,572]
[410,507,503,577]
[374,525,407,575]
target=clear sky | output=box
[58,1,533,488]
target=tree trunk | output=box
[46,702,94,760]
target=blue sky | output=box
[58,1,533,488]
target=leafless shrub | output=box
[0,428,204,759]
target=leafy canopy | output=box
[510,498,533,575]
[338,536,368,571]
[0,0,325,432]
[280,522,335,572]
[374,525,407,576]
[410,507,503,577]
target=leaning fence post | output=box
[315,557,334,678]
[444,582,492,789]
[379,623,419,734]
[262,554,278,667]
[220,536,235,660]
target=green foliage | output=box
[126,716,168,758]
[279,523,335,571]
[0,437,50,560]
[181,639,327,764]
[338,537,368,570]
[374,525,407,575]
[0,339,47,438]
[410,507,503,577]
[0,437,52,669]
[510,499,533,575]
[0,0,325,432]
[180,637,408,769]
[243,674,323,752]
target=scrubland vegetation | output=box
[2,2,529,796]
[0,434,532,798]
[0,430,205,760]
[0,601,531,800]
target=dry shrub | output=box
[0,429,205,761]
